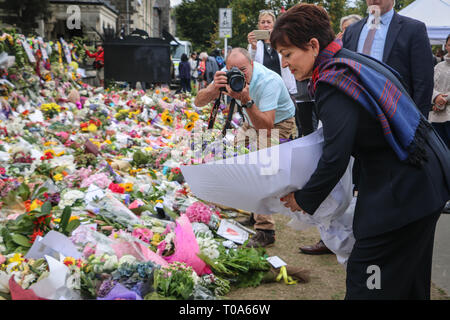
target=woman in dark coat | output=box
[273,3,449,299]
[178,53,191,93]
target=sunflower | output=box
[163,115,173,126]
[188,112,199,122]
[184,121,195,131]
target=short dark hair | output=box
[270,3,335,52]
[181,53,188,62]
[447,34,450,45]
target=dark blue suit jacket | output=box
[342,11,434,117]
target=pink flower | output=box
[162,224,172,236]
[131,228,153,243]
[0,167,5,175]
[185,202,213,224]
[7,213,21,220]
[82,244,96,258]
[0,254,5,265]
[157,240,167,255]
[128,200,144,210]
[56,131,69,141]
[80,173,112,189]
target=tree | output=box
[1,0,50,36]
[351,0,415,17]
[174,0,229,52]
[229,0,267,49]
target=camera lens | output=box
[227,67,246,92]
[229,75,245,92]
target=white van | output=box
[170,38,193,85]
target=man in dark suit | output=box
[342,0,434,117]
[299,0,435,256]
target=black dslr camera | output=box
[220,67,246,92]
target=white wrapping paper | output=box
[181,128,355,264]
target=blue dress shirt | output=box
[357,8,395,61]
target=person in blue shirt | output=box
[195,47,296,248]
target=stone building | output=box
[109,0,170,38]
[45,0,119,42]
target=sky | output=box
[170,0,182,8]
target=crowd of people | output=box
[192,0,450,300]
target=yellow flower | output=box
[151,233,161,246]
[29,199,42,211]
[104,139,112,144]
[56,151,65,157]
[69,216,80,222]
[53,174,63,181]
[119,183,133,192]
[8,253,24,266]
[163,115,173,126]
[88,124,98,132]
[184,122,194,131]
[189,112,199,122]
[63,257,75,266]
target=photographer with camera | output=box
[194,48,296,248]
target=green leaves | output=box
[58,206,81,236]
[37,201,52,217]
[11,233,32,248]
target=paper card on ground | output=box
[84,184,105,203]
[216,219,249,244]
[266,256,287,269]
[25,230,81,260]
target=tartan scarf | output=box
[310,40,430,166]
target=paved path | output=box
[432,213,450,295]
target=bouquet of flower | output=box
[40,103,61,119]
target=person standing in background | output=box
[430,35,450,215]
[178,53,191,93]
[189,52,199,91]
[336,14,362,40]
[342,0,434,118]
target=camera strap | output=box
[207,91,222,130]
[221,99,245,136]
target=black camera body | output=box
[220,67,246,93]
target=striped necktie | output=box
[362,19,378,56]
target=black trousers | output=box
[345,208,442,300]
[295,101,317,137]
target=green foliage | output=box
[229,0,268,49]
[174,0,230,53]
[131,149,152,168]
[198,244,270,288]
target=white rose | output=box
[103,255,118,272]
[118,255,137,267]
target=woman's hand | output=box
[247,31,257,50]
[280,192,305,213]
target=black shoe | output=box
[239,214,256,227]
[299,240,333,255]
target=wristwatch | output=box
[242,100,254,109]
